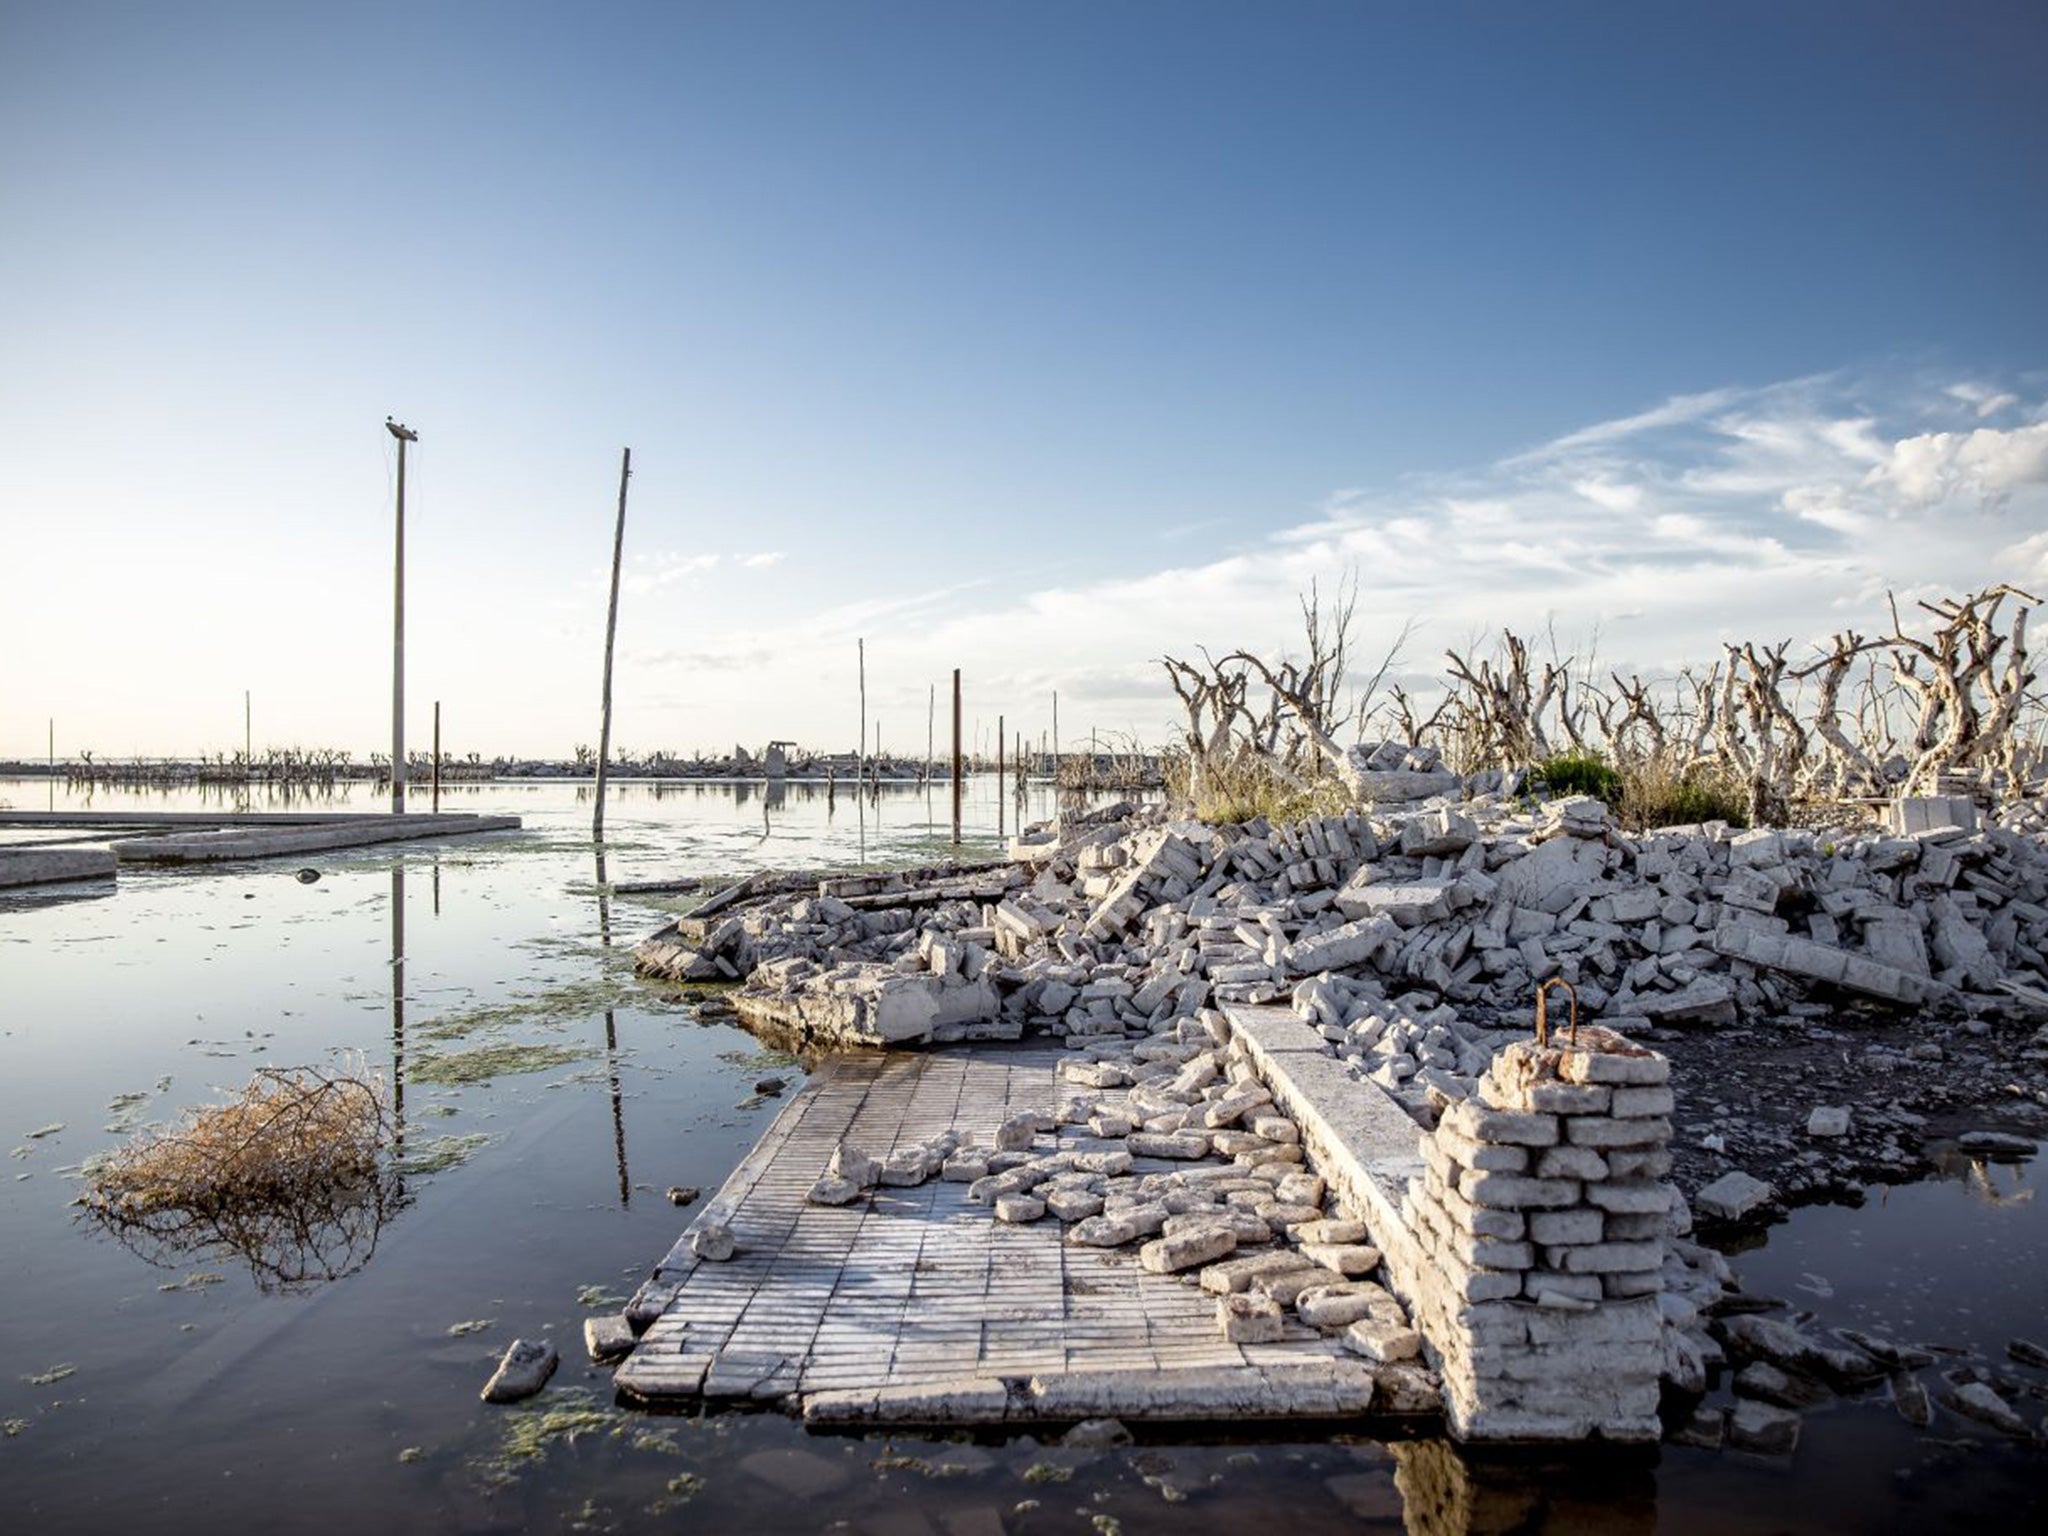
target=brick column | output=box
[1402,1024,1672,1441]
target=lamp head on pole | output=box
[385,417,418,442]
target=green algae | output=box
[397,1133,491,1173]
[409,1044,593,1086]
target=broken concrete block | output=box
[1805,1105,1850,1138]
[689,1221,737,1261]
[584,1315,636,1363]
[807,1173,864,1206]
[1139,1223,1237,1273]
[995,1194,1047,1223]
[1694,1170,1774,1222]
[1343,1316,1422,1364]
[1217,1291,1286,1343]
[481,1339,559,1403]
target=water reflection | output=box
[391,862,406,1172]
[594,846,630,1206]
[1391,1440,1658,1536]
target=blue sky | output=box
[3,1,2045,759]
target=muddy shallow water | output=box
[1,777,2042,1534]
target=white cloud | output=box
[1948,382,2021,418]
[1870,421,2048,505]
[738,551,786,568]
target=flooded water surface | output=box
[1,778,2042,1534]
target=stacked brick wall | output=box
[1400,1024,1672,1440]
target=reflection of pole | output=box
[390,863,407,1177]
[595,849,630,1207]
[594,447,632,843]
[385,418,417,814]
[951,668,962,845]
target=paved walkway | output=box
[616,1046,1380,1423]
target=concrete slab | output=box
[110,814,521,863]
[616,1046,1402,1425]
[0,846,118,888]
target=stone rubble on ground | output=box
[622,784,2048,1448]
[638,793,2048,1120]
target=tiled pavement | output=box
[614,1046,1367,1419]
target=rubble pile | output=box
[638,792,2048,1120]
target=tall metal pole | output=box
[594,447,632,843]
[858,638,867,785]
[386,418,417,814]
[951,668,962,845]
[432,700,442,813]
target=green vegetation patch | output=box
[717,1048,800,1072]
[409,1044,594,1086]
[477,1388,691,1491]
[1532,751,1623,804]
[416,977,670,1043]
[397,1133,491,1173]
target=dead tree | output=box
[1886,585,2038,791]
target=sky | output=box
[2,0,2045,763]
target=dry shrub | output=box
[1615,749,1750,832]
[1165,745,1353,826]
[83,1063,402,1290]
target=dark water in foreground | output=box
[0,778,2042,1534]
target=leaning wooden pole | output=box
[593,447,632,843]
[951,668,963,845]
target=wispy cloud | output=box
[613,367,2048,747]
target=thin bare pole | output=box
[926,683,934,785]
[386,417,417,813]
[1052,690,1060,796]
[951,668,963,845]
[997,714,1005,838]
[858,638,867,785]
[432,700,441,813]
[244,689,251,770]
[593,446,632,843]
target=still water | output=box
[0,778,2041,1534]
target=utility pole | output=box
[593,447,632,843]
[385,417,417,814]
[951,668,963,844]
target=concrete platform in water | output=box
[108,813,522,862]
[0,811,522,875]
[0,846,119,888]
[614,1043,1420,1428]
